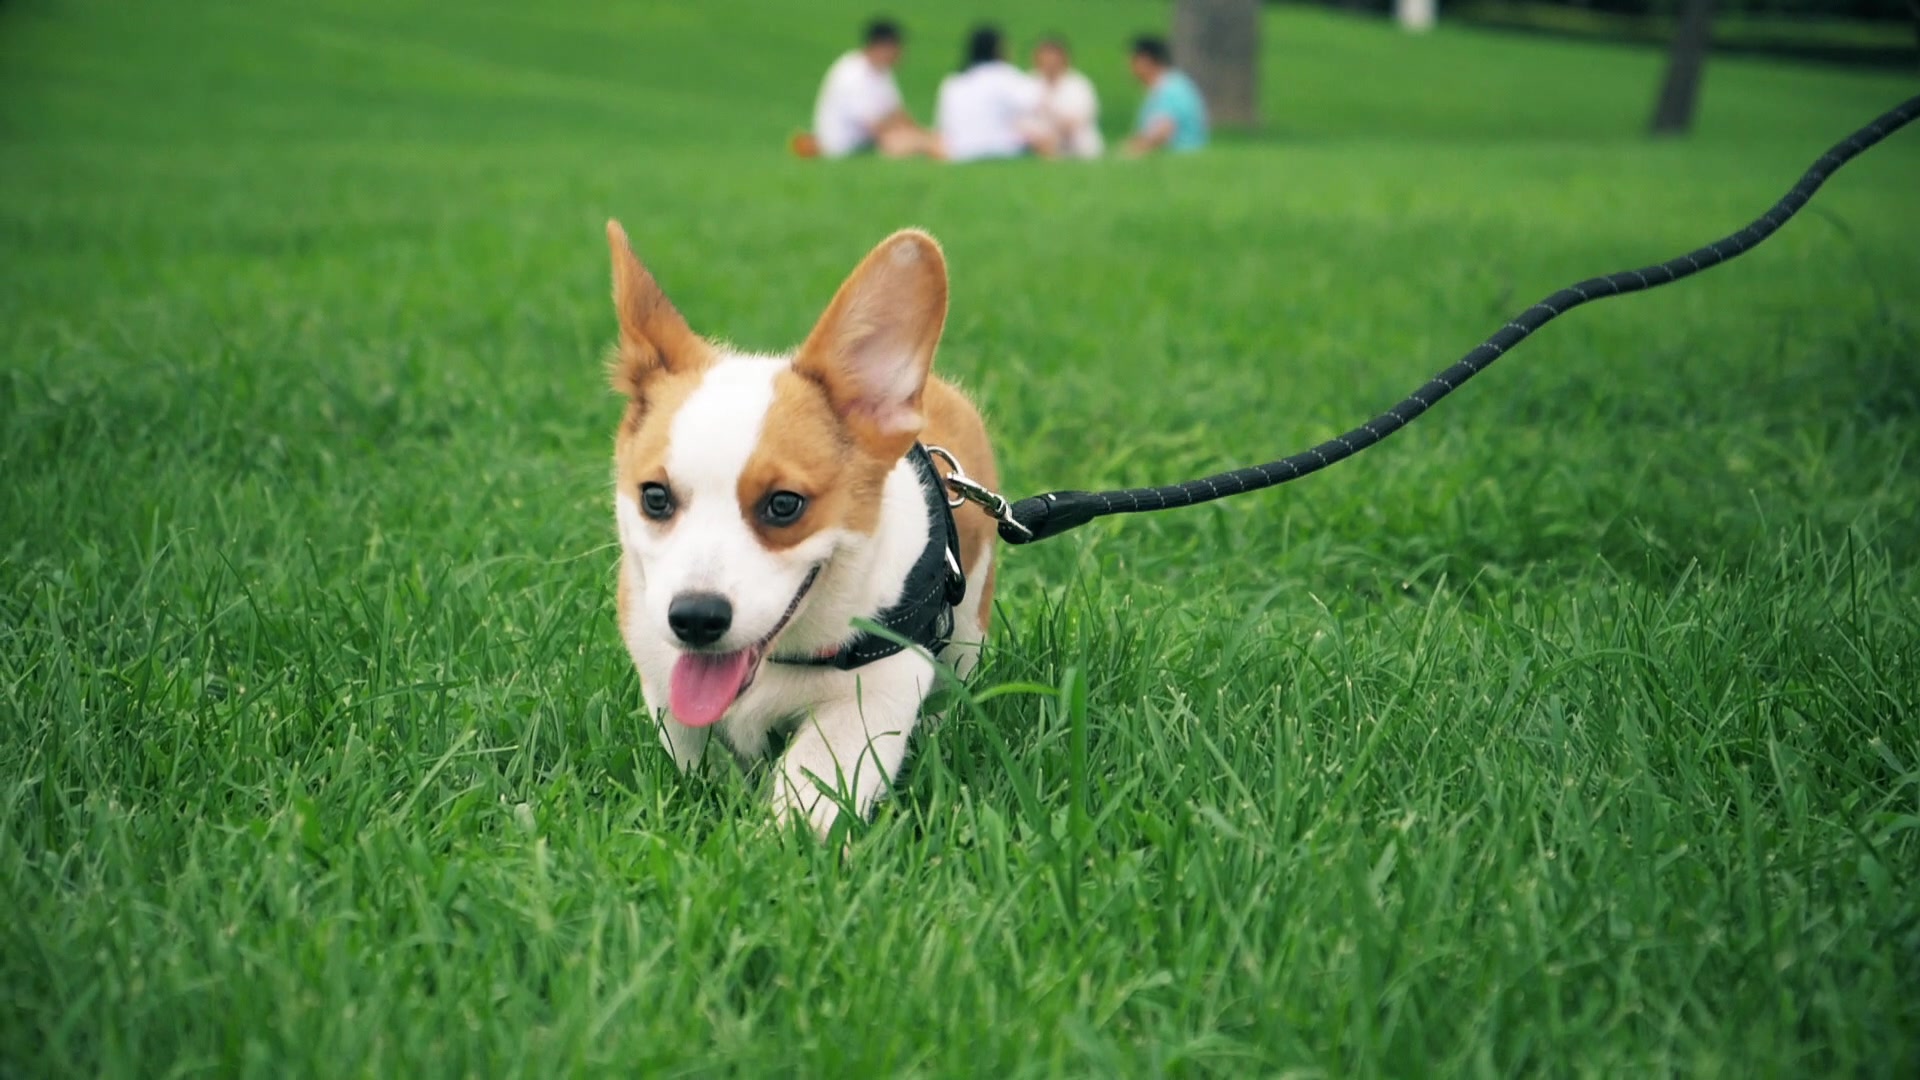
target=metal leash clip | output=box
[924,444,1033,540]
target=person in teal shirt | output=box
[1123,36,1209,156]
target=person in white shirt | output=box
[802,19,938,159]
[935,25,1046,163]
[1029,37,1104,159]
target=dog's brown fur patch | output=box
[607,220,715,433]
[737,369,890,549]
[793,231,948,463]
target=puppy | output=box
[605,222,998,836]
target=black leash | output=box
[967,95,1920,546]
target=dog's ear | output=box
[793,230,948,459]
[607,219,706,401]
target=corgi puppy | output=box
[605,222,998,836]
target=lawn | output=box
[3,0,1918,1075]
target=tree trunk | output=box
[1396,0,1436,33]
[1172,0,1260,128]
[1649,0,1715,137]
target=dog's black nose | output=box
[667,592,733,647]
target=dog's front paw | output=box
[769,777,847,840]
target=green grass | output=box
[4,0,1919,1074]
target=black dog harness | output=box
[772,443,968,670]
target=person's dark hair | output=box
[864,18,902,47]
[961,24,1003,70]
[1131,35,1171,66]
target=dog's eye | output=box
[760,490,807,527]
[639,483,676,521]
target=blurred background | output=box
[4,0,1916,586]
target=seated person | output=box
[1029,36,1103,159]
[806,18,938,158]
[1122,36,1209,156]
[936,25,1046,163]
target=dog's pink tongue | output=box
[669,650,755,728]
